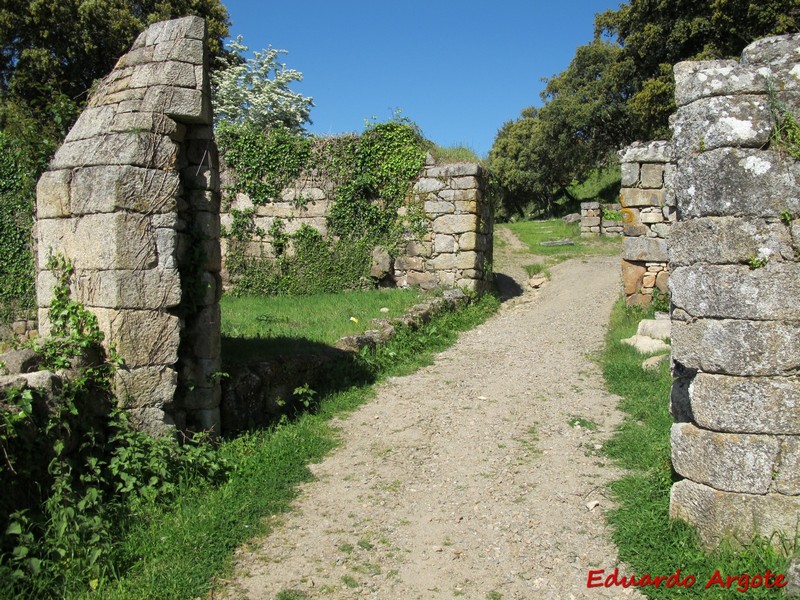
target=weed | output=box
[276,590,310,600]
[781,209,793,225]
[341,575,359,588]
[487,592,503,600]
[569,416,598,430]
[748,255,769,269]
[338,543,354,554]
[357,538,374,551]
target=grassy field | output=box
[85,294,500,599]
[601,300,792,598]
[221,288,422,363]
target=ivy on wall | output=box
[0,131,36,321]
[217,119,428,295]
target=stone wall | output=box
[35,17,222,435]
[668,34,800,548]
[618,141,676,306]
[579,201,623,236]
[220,156,493,293]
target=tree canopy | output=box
[0,0,230,148]
[489,0,800,218]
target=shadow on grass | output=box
[220,335,377,435]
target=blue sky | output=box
[222,1,620,158]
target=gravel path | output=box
[220,233,642,600]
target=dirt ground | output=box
[219,229,643,600]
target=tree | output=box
[0,0,230,141]
[211,37,313,132]
[489,0,800,217]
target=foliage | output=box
[219,118,428,296]
[87,293,500,598]
[427,144,482,163]
[489,0,800,218]
[212,36,313,132]
[0,257,229,598]
[0,130,35,321]
[217,122,312,202]
[0,0,230,141]
[601,299,791,598]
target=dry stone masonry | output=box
[579,201,623,236]
[395,159,493,292]
[618,141,676,306]
[35,17,222,435]
[668,34,800,548]
[221,156,493,293]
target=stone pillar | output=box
[35,17,222,435]
[619,141,676,306]
[668,34,800,548]
[394,160,493,293]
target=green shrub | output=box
[0,130,36,321]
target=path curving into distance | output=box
[221,235,643,600]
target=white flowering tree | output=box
[211,36,313,131]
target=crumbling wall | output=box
[668,34,800,548]
[618,141,676,306]
[35,17,222,435]
[579,201,623,236]
[220,157,494,293]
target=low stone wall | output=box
[220,157,493,293]
[668,34,800,548]
[221,290,469,432]
[618,141,676,306]
[35,17,222,435]
[579,202,623,236]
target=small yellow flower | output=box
[349,316,359,323]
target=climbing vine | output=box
[217,118,428,295]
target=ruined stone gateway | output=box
[35,16,223,435]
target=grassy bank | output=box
[221,287,422,362]
[88,293,500,599]
[601,300,792,598]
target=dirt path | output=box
[220,231,642,600]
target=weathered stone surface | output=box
[427,163,480,177]
[50,132,178,170]
[639,210,664,224]
[670,479,800,549]
[63,106,118,143]
[670,264,800,320]
[433,235,456,254]
[621,335,670,354]
[581,201,600,210]
[94,308,180,368]
[618,141,674,163]
[0,348,41,375]
[189,305,221,359]
[115,366,177,408]
[129,60,197,89]
[450,176,478,190]
[673,60,770,107]
[432,214,476,235]
[455,251,479,269]
[141,85,208,122]
[637,319,671,340]
[619,188,664,208]
[620,162,639,187]
[424,200,454,215]
[690,374,800,435]
[413,178,445,193]
[406,271,438,290]
[671,95,772,154]
[675,148,800,218]
[36,170,72,218]
[37,268,181,309]
[152,38,205,65]
[69,166,179,215]
[370,246,392,279]
[742,33,800,68]
[38,213,157,270]
[621,260,646,295]
[581,216,601,227]
[144,15,205,45]
[458,232,477,251]
[672,319,800,376]
[639,163,664,188]
[128,407,174,437]
[775,437,800,495]
[671,423,779,494]
[655,270,669,293]
[669,217,795,265]
[623,237,668,262]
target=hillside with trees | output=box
[489,0,800,219]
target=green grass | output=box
[601,300,792,598]
[427,144,482,163]
[86,293,500,599]
[500,219,621,278]
[221,288,422,363]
